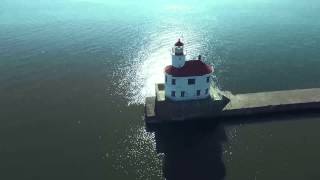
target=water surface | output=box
[1,0,320,179]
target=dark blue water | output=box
[1,0,320,179]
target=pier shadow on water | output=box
[153,121,227,180]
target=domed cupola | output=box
[174,39,184,47]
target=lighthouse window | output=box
[181,91,185,97]
[188,79,195,85]
[197,90,201,96]
[206,77,210,83]
[171,91,176,97]
[165,75,167,83]
[205,88,209,94]
[171,79,176,85]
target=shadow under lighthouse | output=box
[153,121,227,180]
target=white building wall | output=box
[164,73,212,101]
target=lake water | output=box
[1,0,320,179]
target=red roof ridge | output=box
[165,60,213,77]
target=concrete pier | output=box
[144,83,320,129]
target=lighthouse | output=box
[145,38,319,124]
[164,39,213,101]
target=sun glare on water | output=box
[124,31,205,105]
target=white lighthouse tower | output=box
[171,39,186,68]
[164,39,213,101]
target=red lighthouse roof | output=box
[165,60,213,77]
[174,39,184,46]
